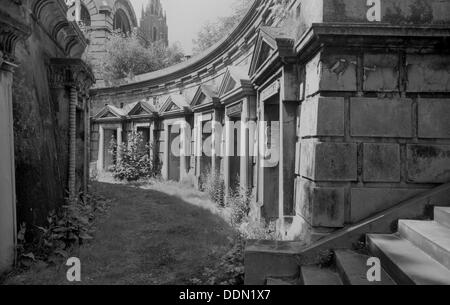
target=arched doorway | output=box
[80,4,91,26]
[113,9,131,34]
[67,2,91,26]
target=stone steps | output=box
[300,265,342,285]
[398,219,450,270]
[266,277,297,285]
[262,206,450,285]
[367,233,450,285]
[299,249,396,285]
[435,207,450,228]
[334,249,395,285]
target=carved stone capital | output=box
[48,58,95,95]
[0,4,31,70]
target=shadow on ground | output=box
[4,182,236,285]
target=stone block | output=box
[363,143,401,182]
[295,142,301,175]
[320,53,357,92]
[311,187,345,228]
[350,98,413,138]
[305,52,357,95]
[350,188,425,223]
[300,96,345,137]
[301,141,357,181]
[407,54,450,92]
[297,179,345,228]
[300,141,315,179]
[363,53,399,92]
[418,99,450,139]
[245,240,303,285]
[407,144,450,183]
[305,53,321,97]
[296,178,311,221]
[323,0,450,24]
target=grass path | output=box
[4,181,236,285]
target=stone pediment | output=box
[94,105,125,120]
[191,84,219,108]
[160,94,191,114]
[249,26,295,78]
[218,66,251,97]
[128,100,157,117]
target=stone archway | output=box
[112,0,138,35]
[113,8,131,34]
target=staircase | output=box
[266,207,450,285]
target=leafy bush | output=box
[109,132,160,182]
[227,187,252,228]
[16,195,109,268]
[202,169,226,207]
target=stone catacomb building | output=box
[0,0,94,274]
[67,0,138,81]
[138,0,169,47]
[90,0,450,284]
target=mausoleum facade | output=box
[90,0,450,245]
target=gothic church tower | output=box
[138,0,169,47]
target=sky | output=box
[130,0,236,54]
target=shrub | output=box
[238,220,278,241]
[227,186,252,228]
[202,169,225,207]
[109,132,160,182]
[16,194,109,268]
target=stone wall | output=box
[295,44,450,240]
[12,1,93,228]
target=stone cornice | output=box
[31,0,88,57]
[48,58,95,94]
[295,23,450,61]
[92,0,270,94]
[221,85,256,106]
[0,3,31,69]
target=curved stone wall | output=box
[90,0,450,243]
[90,0,276,113]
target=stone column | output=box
[149,120,155,165]
[211,108,222,175]
[0,6,31,274]
[48,59,94,199]
[223,115,231,195]
[279,65,298,218]
[0,60,17,274]
[257,99,266,215]
[162,121,170,180]
[75,0,81,22]
[240,99,249,191]
[97,125,104,172]
[179,118,187,179]
[116,126,123,161]
[68,86,77,199]
[83,95,90,198]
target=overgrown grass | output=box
[190,169,278,284]
[11,193,112,276]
